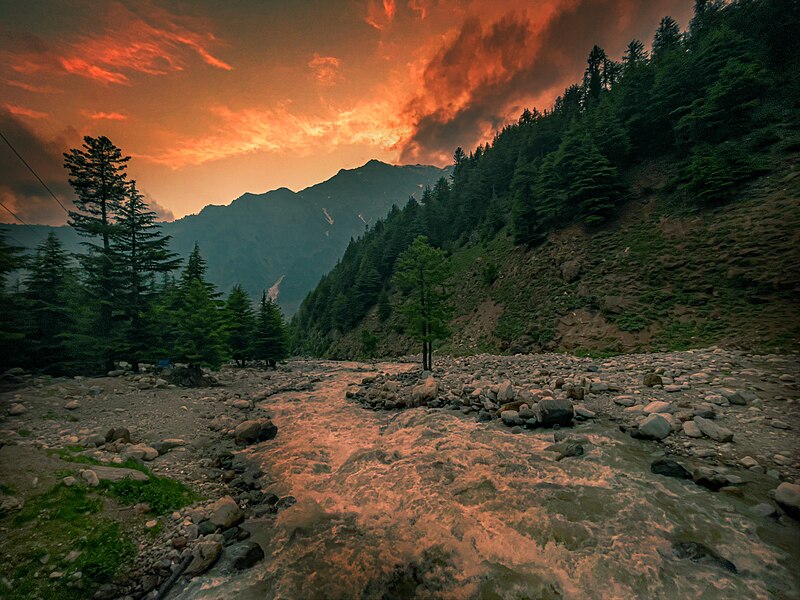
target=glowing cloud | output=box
[365,0,398,30]
[5,104,48,119]
[6,2,231,86]
[308,54,344,85]
[84,111,129,121]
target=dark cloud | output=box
[399,0,693,163]
[0,111,174,225]
[0,110,76,226]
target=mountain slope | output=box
[314,157,800,358]
[3,160,449,314]
[292,0,800,357]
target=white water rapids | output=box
[176,361,799,599]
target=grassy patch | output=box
[0,483,16,495]
[652,319,727,351]
[2,484,135,600]
[16,429,32,438]
[99,475,199,515]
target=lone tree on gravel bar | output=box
[393,235,451,371]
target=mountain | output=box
[2,160,450,315]
[292,0,800,357]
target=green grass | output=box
[2,484,135,600]
[16,429,32,438]
[0,483,16,495]
[99,475,199,515]
[49,446,199,515]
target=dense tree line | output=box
[293,0,799,356]
[0,137,289,377]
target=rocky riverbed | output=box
[1,348,799,599]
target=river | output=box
[176,361,799,599]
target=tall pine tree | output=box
[64,136,129,372]
[254,292,289,368]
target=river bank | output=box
[1,349,799,599]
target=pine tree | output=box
[623,39,648,69]
[173,278,228,371]
[64,135,129,371]
[393,236,451,371]
[225,284,256,366]
[0,233,26,371]
[555,133,624,225]
[254,292,289,368]
[23,233,75,373]
[652,16,682,61]
[113,181,181,371]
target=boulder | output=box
[91,466,148,482]
[692,467,728,491]
[496,380,514,402]
[209,496,244,529]
[500,410,520,426]
[651,459,692,479]
[774,482,800,520]
[186,540,223,575]
[222,541,265,572]
[643,373,662,387]
[105,427,131,444]
[693,416,734,443]
[535,399,574,428]
[411,377,438,406]
[234,419,278,445]
[633,414,671,440]
[643,401,672,414]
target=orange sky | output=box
[1,0,693,225]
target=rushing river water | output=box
[177,361,799,600]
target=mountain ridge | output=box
[2,159,451,315]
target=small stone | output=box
[643,373,662,387]
[62,476,77,487]
[145,519,158,529]
[8,403,26,416]
[682,421,703,438]
[64,400,80,410]
[739,456,759,469]
[643,401,672,414]
[752,503,777,518]
[613,395,636,407]
[80,469,100,487]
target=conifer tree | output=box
[0,233,26,371]
[377,288,392,322]
[173,278,228,371]
[393,236,451,371]
[23,233,75,373]
[225,284,256,366]
[64,135,129,371]
[254,292,289,368]
[113,182,181,371]
[652,16,682,61]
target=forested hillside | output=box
[293,0,800,358]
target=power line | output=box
[0,129,71,215]
[0,198,36,232]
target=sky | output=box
[0,0,693,225]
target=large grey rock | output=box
[186,540,223,575]
[500,410,520,426]
[774,482,800,520]
[694,416,734,443]
[634,414,672,440]
[535,399,574,428]
[90,466,148,482]
[105,427,131,444]
[682,421,703,438]
[496,380,514,402]
[222,541,265,572]
[209,496,244,529]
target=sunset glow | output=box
[1,0,693,225]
